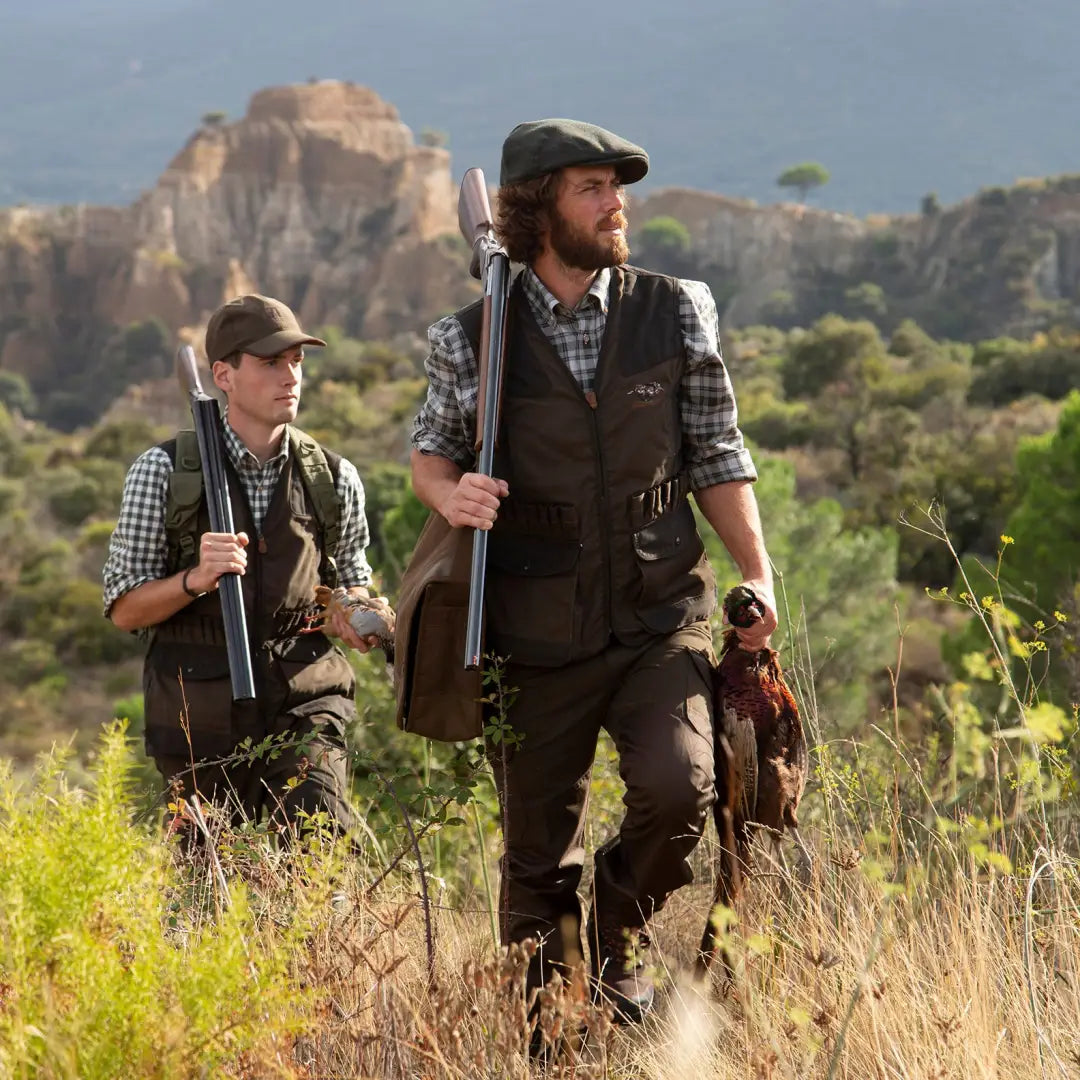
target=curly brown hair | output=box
[495,171,561,265]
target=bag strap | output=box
[456,279,516,459]
[163,427,342,586]
[289,427,342,588]
[163,430,203,574]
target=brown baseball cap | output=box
[205,294,327,364]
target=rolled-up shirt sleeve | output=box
[678,278,758,490]
[411,315,478,470]
[102,447,172,615]
[333,457,374,590]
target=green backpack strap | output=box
[164,430,204,574]
[289,428,342,587]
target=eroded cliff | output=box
[0,81,476,426]
[3,80,1080,430]
[636,179,1080,339]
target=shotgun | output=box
[457,168,511,670]
[176,344,256,700]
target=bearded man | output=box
[410,120,777,1021]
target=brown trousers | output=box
[488,621,716,987]
[154,714,356,840]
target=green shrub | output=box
[3,577,140,665]
[0,476,22,516]
[59,580,142,665]
[741,400,819,449]
[111,693,145,729]
[84,420,161,467]
[0,727,312,1078]
[48,472,101,527]
[844,281,887,318]
[45,461,125,527]
[17,539,75,588]
[1,640,63,685]
[921,191,942,216]
[0,371,36,416]
[638,214,691,256]
[967,339,1080,406]
[781,315,886,399]
[760,289,797,326]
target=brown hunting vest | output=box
[458,264,716,667]
[143,431,355,759]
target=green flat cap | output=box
[500,118,649,186]
[205,294,326,364]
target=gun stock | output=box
[458,167,495,280]
[456,170,511,670]
[176,342,205,398]
[176,345,256,701]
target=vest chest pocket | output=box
[485,533,582,665]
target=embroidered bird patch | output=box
[627,381,663,403]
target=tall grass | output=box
[1,535,1078,1077]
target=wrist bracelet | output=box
[181,566,206,599]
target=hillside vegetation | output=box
[0,556,1075,1077]
[2,312,1078,756]
[1,306,1079,1075]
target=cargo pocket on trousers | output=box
[685,646,718,744]
[268,634,356,741]
[485,534,581,665]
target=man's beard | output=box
[549,210,630,271]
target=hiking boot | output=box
[586,915,655,1024]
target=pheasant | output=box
[697,585,812,978]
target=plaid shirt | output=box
[103,418,372,613]
[412,266,757,489]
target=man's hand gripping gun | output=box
[176,344,256,700]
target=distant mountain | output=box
[1,0,1077,214]
[4,79,1079,435]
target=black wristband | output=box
[181,566,206,599]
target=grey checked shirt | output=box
[103,418,372,613]
[412,266,757,490]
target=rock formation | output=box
[634,178,1080,339]
[0,81,477,421]
[120,82,472,338]
[2,79,1080,429]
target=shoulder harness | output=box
[162,427,342,587]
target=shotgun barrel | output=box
[176,345,256,700]
[457,168,511,670]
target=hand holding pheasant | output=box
[698,585,812,978]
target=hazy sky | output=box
[0,0,1075,214]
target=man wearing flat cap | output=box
[105,293,389,838]
[412,121,776,1020]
